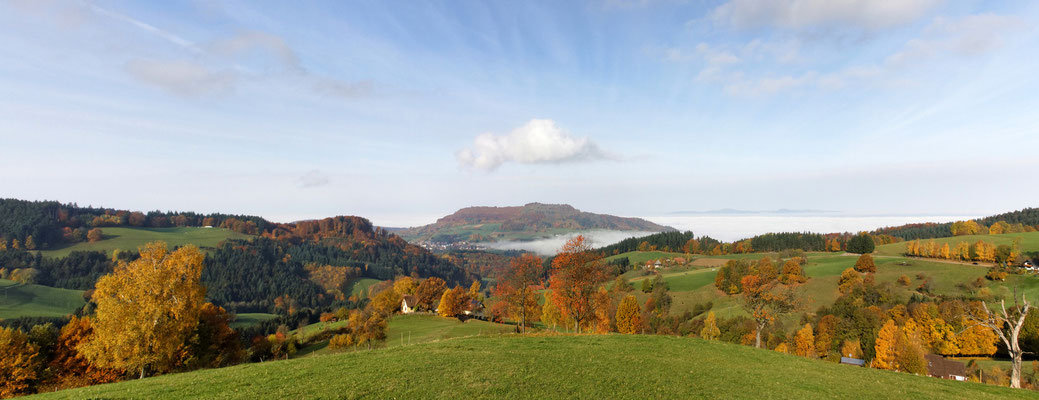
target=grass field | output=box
[0,279,84,320]
[294,313,516,357]
[345,278,383,299]
[875,232,1039,257]
[30,334,1037,399]
[229,313,277,329]
[38,227,251,258]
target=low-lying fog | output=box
[484,215,980,256]
[485,230,658,256]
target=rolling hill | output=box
[37,226,251,258]
[0,279,84,319]
[396,203,672,244]
[28,335,1035,399]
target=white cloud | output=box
[712,0,943,31]
[457,119,611,171]
[297,170,330,188]
[886,14,1025,67]
[124,59,235,96]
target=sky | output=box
[1,0,1037,228]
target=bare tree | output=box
[968,293,1031,388]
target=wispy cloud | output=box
[124,59,235,96]
[457,119,612,171]
[297,170,331,188]
[711,0,943,31]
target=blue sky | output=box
[1,0,1037,227]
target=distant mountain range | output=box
[668,208,834,215]
[393,203,673,244]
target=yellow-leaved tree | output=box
[793,323,816,358]
[0,326,40,398]
[615,295,642,334]
[79,242,205,379]
[700,311,720,341]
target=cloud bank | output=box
[457,119,611,171]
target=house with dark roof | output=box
[839,357,865,367]
[925,354,967,381]
[401,295,418,314]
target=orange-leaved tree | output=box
[45,316,122,391]
[493,254,545,333]
[873,319,898,370]
[548,236,608,333]
[79,242,205,379]
[740,274,800,348]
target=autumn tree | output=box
[838,268,863,294]
[814,315,838,358]
[969,294,1032,388]
[701,311,720,340]
[794,323,816,358]
[348,309,387,350]
[414,277,447,311]
[741,274,800,348]
[369,285,403,317]
[873,320,898,370]
[548,236,609,333]
[178,303,243,371]
[86,228,103,243]
[438,286,470,318]
[853,254,876,273]
[493,254,545,332]
[45,316,122,391]
[841,339,862,359]
[780,258,807,284]
[0,326,40,398]
[79,242,205,379]
[615,295,642,334]
[24,235,36,250]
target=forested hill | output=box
[0,199,475,313]
[871,208,1039,240]
[398,203,673,243]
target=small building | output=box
[840,357,865,367]
[462,300,485,317]
[925,354,967,381]
[401,295,418,314]
[1023,260,1038,272]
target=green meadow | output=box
[0,279,84,320]
[37,227,251,258]
[875,232,1039,257]
[28,334,1037,399]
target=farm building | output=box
[924,354,967,381]
[401,295,418,314]
[839,357,865,367]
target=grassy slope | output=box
[345,277,382,299]
[875,232,1039,257]
[294,313,515,357]
[31,334,1037,400]
[229,313,277,330]
[0,279,84,319]
[38,227,250,258]
[612,250,1001,320]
